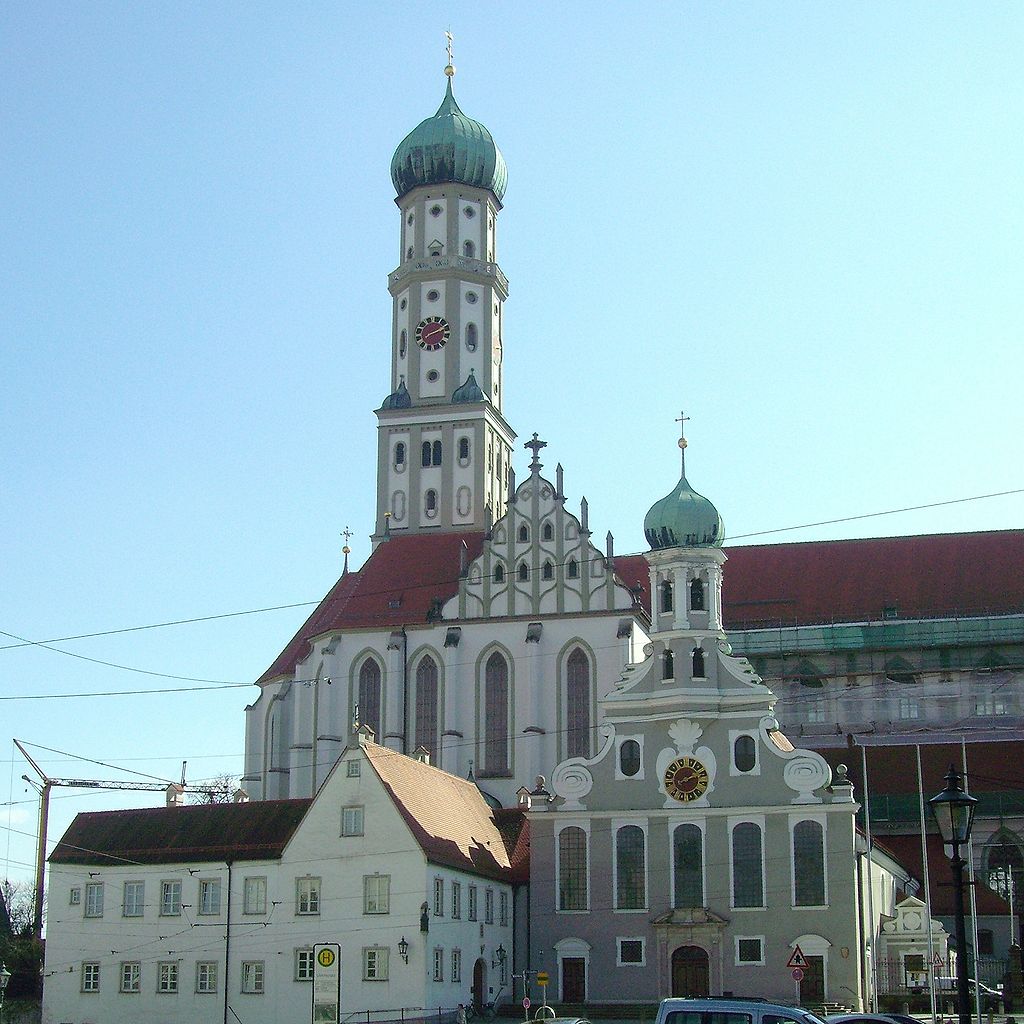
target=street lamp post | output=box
[929,766,978,1024]
[0,961,12,1024]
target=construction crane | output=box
[15,739,220,940]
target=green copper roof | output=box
[644,465,724,550]
[452,370,484,403]
[380,379,411,410]
[391,80,507,202]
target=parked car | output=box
[657,998,827,1024]
[826,1015,917,1024]
[936,978,1003,1010]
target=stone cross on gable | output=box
[525,432,547,472]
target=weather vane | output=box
[445,30,456,78]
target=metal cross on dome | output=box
[525,433,547,471]
[675,410,690,472]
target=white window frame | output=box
[81,962,100,993]
[364,873,390,914]
[899,696,920,720]
[157,961,179,993]
[735,935,766,966]
[69,886,81,906]
[119,961,141,993]
[668,817,707,911]
[240,960,265,994]
[342,805,364,836]
[499,890,509,927]
[84,881,104,918]
[196,961,218,993]
[243,876,267,915]
[616,937,646,967]
[555,818,591,913]
[451,948,462,983]
[198,878,222,916]
[614,735,645,780]
[160,879,182,916]
[433,947,444,982]
[728,729,761,776]
[123,880,144,917]
[296,876,321,915]
[346,759,361,777]
[363,946,389,981]
[468,885,478,921]
[433,876,444,916]
[728,814,767,911]
[452,881,461,919]
[611,817,649,912]
[789,813,829,908]
[485,888,494,924]
[295,948,314,982]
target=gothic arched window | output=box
[518,524,529,543]
[793,820,825,906]
[690,578,705,611]
[358,659,382,740]
[484,652,509,775]
[673,824,704,908]
[518,563,529,582]
[414,656,439,763]
[421,442,431,467]
[567,558,578,579]
[566,648,591,758]
[542,521,554,541]
[615,825,646,910]
[692,647,705,678]
[494,563,505,584]
[661,580,673,613]
[542,561,553,581]
[432,440,442,466]
[558,826,587,911]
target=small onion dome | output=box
[644,470,724,550]
[380,379,411,410]
[451,369,484,403]
[391,80,507,202]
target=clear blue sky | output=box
[2,4,1022,894]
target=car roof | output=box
[661,1000,811,1015]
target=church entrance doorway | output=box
[560,957,586,1003]
[799,956,825,1003]
[671,945,710,997]
[472,959,486,1011]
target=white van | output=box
[655,998,828,1024]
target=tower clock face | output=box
[416,316,450,351]
[664,756,710,803]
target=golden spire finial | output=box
[444,30,456,78]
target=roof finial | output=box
[341,526,353,575]
[525,432,547,473]
[444,30,456,79]
[675,410,690,476]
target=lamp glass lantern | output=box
[398,936,409,964]
[0,962,10,991]
[928,767,978,848]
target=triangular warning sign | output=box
[787,945,809,969]
[932,953,944,970]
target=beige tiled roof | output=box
[364,743,515,882]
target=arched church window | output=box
[673,824,704,908]
[458,437,470,463]
[466,323,478,351]
[615,825,646,910]
[493,563,505,584]
[542,521,554,541]
[793,820,825,906]
[690,578,705,611]
[464,240,475,258]
[518,524,529,543]
[661,580,673,613]
[425,489,437,516]
[567,558,578,579]
[732,821,764,908]
[394,442,406,468]
[399,330,407,358]
[566,648,590,758]
[734,734,756,772]
[663,650,674,681]
[421,442,431,467]
[484,652,509,774]
[558,827,587,911]
[414,656,439,764]
[619,739,641,777]
[518,563,529,583]
[358,659,382,740]
[432,440,442,466]
[542,561,553,581]
[692,647,705,679]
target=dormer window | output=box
[428,238,444,257]
[690,578,705,611]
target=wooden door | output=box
[561,957,586,1003]
[799,956,825,1004]
[671,945,710,997]
[472,959,486,1010]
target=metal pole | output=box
[861,745,879,1012]
[916,745,938,1024]
[952,847,971,1024]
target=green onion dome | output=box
[380,379,411,410]
[451,370,484,403]
[391,80,507,202]
[644,466,724,550]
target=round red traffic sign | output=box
[523,998,531,1010]
[792,968,804,982]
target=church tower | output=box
[374,60,516,544]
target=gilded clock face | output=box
[664,756,710,803]
[416,316,450,351]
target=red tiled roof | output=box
[49,799,311,866]
[879,833,1011,916]
[494,807,530,883]
[365,743,514,883]
[722,530,1024,629]
[614,554,651,615]
[259,531,486,683]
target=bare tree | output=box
[187,773,241,804]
